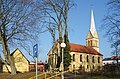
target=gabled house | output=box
[3,48,30,73]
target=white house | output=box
[103,56,120,65]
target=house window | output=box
[86,55,89,62]
[98,57,100,63]
[88,41,90,46]
[80,55,82,62]
[80,65,82,69]
[93,65,94,69]
[73,54,75,61]
[91,40,92,46]
[73,65,75,71]
[87,65,89,69]
[92,56,94,63]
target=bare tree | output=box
[41,0,74,69]
[0,0,44,74]
[111,41,120,63]
[41,0,64,44]
[41,0,74,43]
[103,0,120,57]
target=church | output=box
[47,10,103,72]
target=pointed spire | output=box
[89,9,96,36]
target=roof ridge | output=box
[70,43,85,46]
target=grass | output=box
[0,72,120,79]
[86,76,120,79]
[69,76,120,79]
[0,72,40,79]
[0,72,52,79]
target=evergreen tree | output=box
[63,34,71,69]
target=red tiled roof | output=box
[111,56,120,59]
[70,43,103,56]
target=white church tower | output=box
[86,9,99,52]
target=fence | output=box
[29,70,69,79]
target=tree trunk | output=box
[9,57,16,75]
[7,45,17,75]
[59,32,63,43]
[0,30,17,75]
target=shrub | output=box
[102,64,120,78]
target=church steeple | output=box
[86,9,99,52]
[90,9,96,36]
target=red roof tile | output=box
[70,43,103,56]
[111,56,120,59]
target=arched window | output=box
[92,56,94,63]
[73,54,75,61]
[98,57,100,63]
[80,65,82,69]
[93,65,94,69]
[86,55,89,62]
[79,65,82,70]
[73,65,75,71]
[91,40,92,46]
[80,55,82,62]
[88,41,90,46]
[87,65,89,69]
